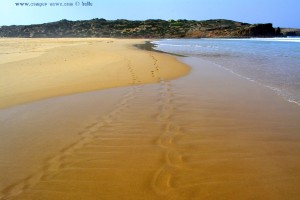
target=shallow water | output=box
[153,38,300,105]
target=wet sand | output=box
[1,39,300,200]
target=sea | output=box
[152,38,300,106]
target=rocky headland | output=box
[0,18,297,38]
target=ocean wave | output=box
[250,38,300,43]
[152,42,222,51]
[152,43,192,47]
[199,38,300,43]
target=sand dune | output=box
[1,39,300,200]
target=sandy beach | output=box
[0,38,189,109]
[1,38,300,200]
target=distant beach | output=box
[1,38,300,200]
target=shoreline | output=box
[1,38,300,200]
[198,56,300,107]
[134,40,185,57]
[151,38,300,107]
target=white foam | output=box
[199,38,300,43]
[200,59,300,106]
[250,38,300,43]
[288,99,300,106]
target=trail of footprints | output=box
[149,53,186,196]
[151,78,186,195]
[125,57,142,85]
[0,53,186,199]
[149,53,160,79]
[0,86,141,199]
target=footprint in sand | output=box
[152,78,188,195]
[0,87,140,200]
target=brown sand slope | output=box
[0,40,300,200]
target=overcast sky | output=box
[0,0,299,28]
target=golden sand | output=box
[0,38,189,109]
[0,39,300,200]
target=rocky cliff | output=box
[0,19,282,38]
[280,28,300,37]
